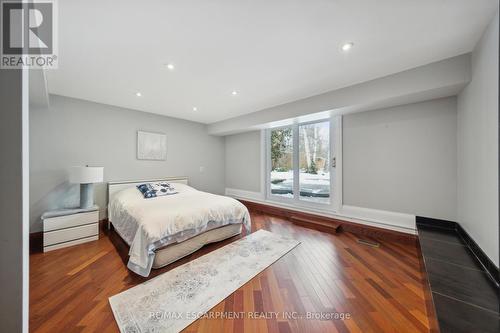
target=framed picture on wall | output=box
[137,131,167,160]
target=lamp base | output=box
[80,183,94,209]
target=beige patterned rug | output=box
[109,229,300,333]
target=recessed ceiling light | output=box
[165,63,175,70]
[135,92,142,97]
[231,90,238,96]
[192,107,198,111]
[342,42,354,51]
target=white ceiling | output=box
[46,0,498,124]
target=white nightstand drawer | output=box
[44,223,99,247]
[44,235,99,252]
[43,211,98,232]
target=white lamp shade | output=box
[69,166,104,184]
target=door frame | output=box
[264,115,342,212]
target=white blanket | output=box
[108,183,251,277]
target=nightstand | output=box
[42,207,100,252]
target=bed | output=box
[107,177,251,277]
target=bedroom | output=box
[1,0,499,332]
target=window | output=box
[267,117,340,209]
[299,121,330,204]
[269,127,294,199]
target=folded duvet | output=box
[108,183,251,277]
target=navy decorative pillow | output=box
[136,182,178,199]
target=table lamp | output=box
[69,166,104,209]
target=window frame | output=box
[265,115,342,212]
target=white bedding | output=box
[108,183,251,276]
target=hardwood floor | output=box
[30,210,437,332]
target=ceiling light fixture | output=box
[231,90,238,96]
[135,92,142,97]
[192,107,198,111]
[342,42,354,51]
[165,63,175,70]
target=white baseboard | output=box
[340,205,416,233]
[225,188,264,201]
[225,188,416,234]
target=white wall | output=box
[343,97,458,221]
[0,59,27,332]
[30,95,225,232]
[224,98,458,223]
[457,11,499,266]
[225,131,261,192]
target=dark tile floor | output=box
[425,258,498,312]
[432,293,499,333]
[417,226,465,245]
[417,223,500,333]
[419,237,483,269]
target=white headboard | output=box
[107,176,188,202]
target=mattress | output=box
[152,223,242,268]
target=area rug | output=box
[109,229,300,333]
